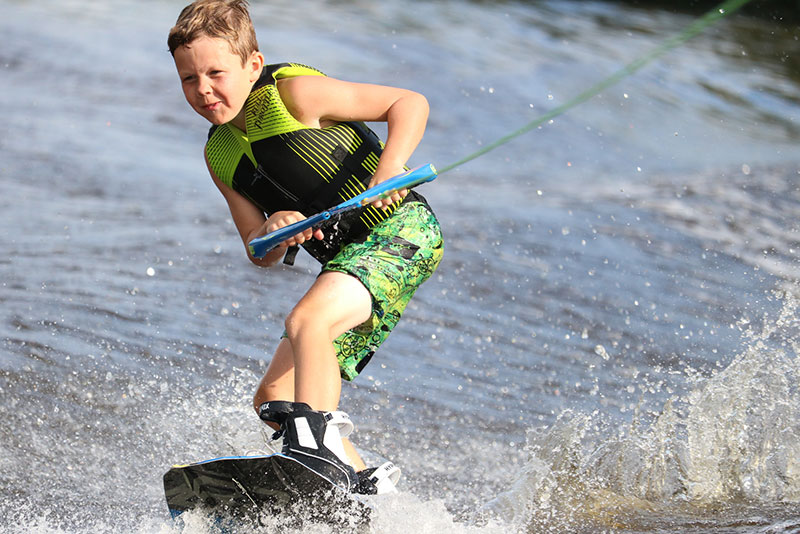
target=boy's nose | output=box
[197,77,212,95]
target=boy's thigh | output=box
[291,270,373,338]
[324,202,444,380]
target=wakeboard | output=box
[163,452,370,527]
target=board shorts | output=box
[324,200,443,380]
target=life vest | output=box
[205,63,422,264]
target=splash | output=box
[482,291,800,531]
[1,367,509,534]
[685,290,800,503]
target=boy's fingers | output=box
[285,233,305,247]
[366,190,390,210]
[371,189,405,210]
[284,226,323,247]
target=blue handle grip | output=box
[248,163,437,258]
[247,212,330,258]
[328,163,438,215]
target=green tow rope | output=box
[437,0,754,175]
[250,0,753,256]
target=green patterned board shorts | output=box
[325,201,443,381]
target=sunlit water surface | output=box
[1,0,799,532]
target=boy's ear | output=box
[248,52,265,82]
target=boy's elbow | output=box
[398,89,428,115]
[412,91,429,114]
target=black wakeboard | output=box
[163,453,370,527]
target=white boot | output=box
[259,401,358,492]
[356,461,401,495]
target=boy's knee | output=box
[284,310,300,339]
[284,301,315,338]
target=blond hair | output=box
[167,0,259,64]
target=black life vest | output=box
[205,63,422,264]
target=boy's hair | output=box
[168,0,259,64]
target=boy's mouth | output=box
[202,101,221,112]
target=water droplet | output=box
[594,345,610,360]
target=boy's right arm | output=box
[205,154,322,267]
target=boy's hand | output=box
[263,211,324,247]
[367,167,408,210]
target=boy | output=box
[168,0,443,495]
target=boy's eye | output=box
[181,75,196,83]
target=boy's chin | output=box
[195,108,229,125]
[202,116,231,127]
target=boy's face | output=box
[173,36,263,127]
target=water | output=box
[1,0,799,532]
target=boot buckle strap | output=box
[324,411,354,438]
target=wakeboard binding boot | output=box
[258,401,358,492]
[356,461,402,495]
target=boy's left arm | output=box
[278,76,429,209]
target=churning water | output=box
[1,0,799,532]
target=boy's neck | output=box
[230,108,248,132]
